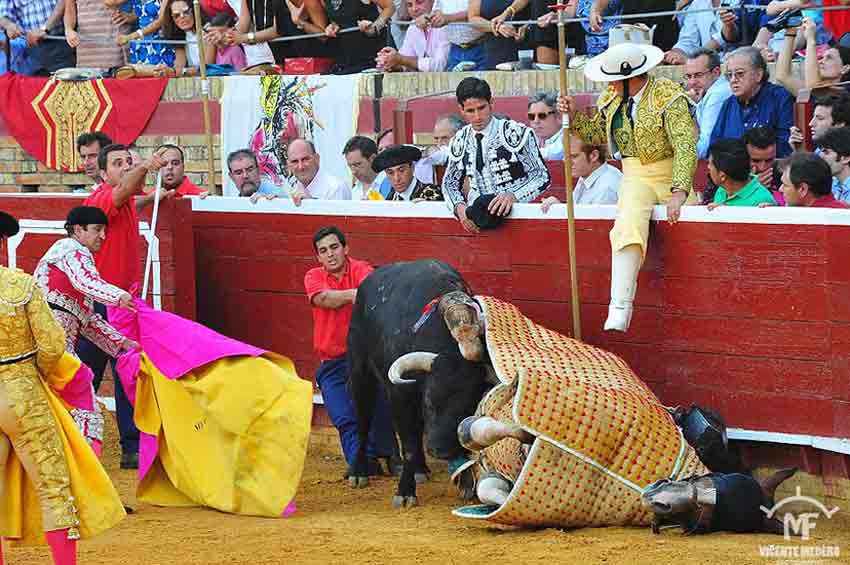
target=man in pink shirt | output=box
[375,0,449,72]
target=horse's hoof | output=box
[349,476,369,489]
[414,472,430,484]
[392,495,418,508]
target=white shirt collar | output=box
[544,129,563,147]
[394,177,418,200]
[580,163,607,188]
[472,117,499,141]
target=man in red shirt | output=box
[80,143,170,469]
[157,144,208,197]
[304,226,397,475]
[780,152,850,209]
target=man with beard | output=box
[157,144,208,197]
[227,148,288,201]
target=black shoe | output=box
[120,452,139,469]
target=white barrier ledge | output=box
[190,197,850,226]
[728,428,850,456]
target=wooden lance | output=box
[554,0,582,340]
[194,2,217,195]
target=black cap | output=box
[0,211,19,238]
[465,194,505,230]
[65,206,108,228]
[372,144,422,173]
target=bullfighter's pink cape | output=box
[110,299,312,518]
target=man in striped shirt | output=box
[0,0,74,74]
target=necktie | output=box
[626,98,635,125]
[475,133,485,172]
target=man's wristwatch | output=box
[247,31,256,44]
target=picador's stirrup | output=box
[458,416,488,452]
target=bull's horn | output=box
[388,352,438,385]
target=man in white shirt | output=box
[417,114,465,184]
[288,138,352,206]
[377,0,449,71]
[662,0,739,64]
[541,135,621,210]
[527,92,564,161]
[685,48,732,159]
[343,136,387,200]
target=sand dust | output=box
[5,419,850,565]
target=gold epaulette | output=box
[0,267,35,307]
[646,77,692,114]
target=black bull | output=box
[347,260,492,507]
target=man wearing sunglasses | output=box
[685,48,731,159]
[527,92,564,161]
[709,46,794,157]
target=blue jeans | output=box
[75,303,139,455]
[446,44,487,72]
[316,358,397,466]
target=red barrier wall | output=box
[0,195,196,319]
[189,200,850,464]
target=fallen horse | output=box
[453,295,709,528]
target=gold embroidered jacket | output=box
[571,76,698,194]
[0,267,65,370]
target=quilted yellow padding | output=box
[457,296,707,528]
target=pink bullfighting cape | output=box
[110,299,313,518]
[453,296,707,528]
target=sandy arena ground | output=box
[6,419,850,565]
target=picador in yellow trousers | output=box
[0,211,124,565]
[558,27,698,332]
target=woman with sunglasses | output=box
[161,0,215,76]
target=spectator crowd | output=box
[4,0,850,75]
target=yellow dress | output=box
[0,266,124,546]
[132,352,313,517]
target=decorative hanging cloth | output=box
[0,74,167,172]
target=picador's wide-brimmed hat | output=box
[65,205,109,227]
[0,211,19,238]
[583,38,664,83]
[372,144,422,173]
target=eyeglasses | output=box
[527,111,554,121]
[684,70,712,81]
[172,9,192,19]
[724,69,751,82]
